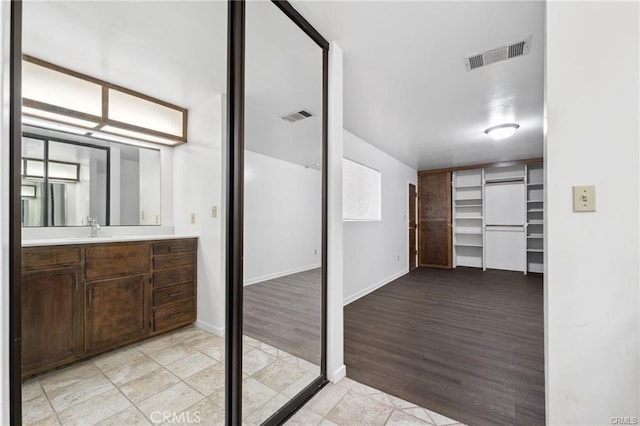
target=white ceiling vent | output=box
[281,110,313,123]
[465,36,532,71]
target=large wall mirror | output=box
[239,0,328,423]
[21,130,161,227]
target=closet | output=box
[418,160,544,274]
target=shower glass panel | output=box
[243,0,324,422]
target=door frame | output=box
[408,182,417,271]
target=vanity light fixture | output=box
[21,55,188,147]
[484,123,520,140]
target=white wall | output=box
[0,1,10,421]
[173,94,225,335]
[243,150,322,284]
[343,130,417,305]
[546,2,640,424]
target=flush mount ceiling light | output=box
[21,55,188,147]
[484,123,520,140]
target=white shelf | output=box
[455,216,483,220]
[455,204,483,208]
[527,208,543,212]
[527,200,543,203]
[454,243,483,247]
[527,234,544,239]
[528,220,544,224]
[455,231,483,235]
[454,198,482,202]
[527,248,544,253]
[527,182,543,187]
[455,185,482,189]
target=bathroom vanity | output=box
[21,236,197,378]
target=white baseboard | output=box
[244,264,321,286]
[195,320,225,337]
[328,364,347,383]
[343,269,409,306]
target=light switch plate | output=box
[190,213,196,224]
[573,185,596,212]
[211,206,217,218]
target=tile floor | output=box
[22,326,465,426]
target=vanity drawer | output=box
[154,299,195,332]
[153,266,195,289]
[154,239,196,255]
[153,252,195,270]
[154,282,194,306]
[23,247,81,269]
[85,243,150,280]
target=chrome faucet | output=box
[87,217,100,237]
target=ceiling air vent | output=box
[465,36,532,71]
[281,110,313,123]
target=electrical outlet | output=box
[190,213,196,224]
[211,205,217,218]
[573,185,596,212]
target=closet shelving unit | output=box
[452,169,484,269]
[525,163,544,273]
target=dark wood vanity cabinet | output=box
[22,238,197,378]
[22,265,82,377]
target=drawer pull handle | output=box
[169,292,182,297]
[169,312,183,319]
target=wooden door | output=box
[85,274,149,353]
[22,267,82,375]
[418,172,452,268]
[409,183,417,270]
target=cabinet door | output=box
[85,274,149,353]
[22,268,82,375]
[418,172,452,268]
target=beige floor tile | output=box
[207,386,226,411]
[22,395,55,424]
[242,377,279,414]
[258,342,278,356]
[177,329,214,348]
[243,394,289,426]
[319,418,340,426]
[305,383,348,416]
[401,408,434,423]
[386,410,434,425]
[92,346,145,372]
[244,335,260,348]
[194,337,225,362]
[164,352,216,380]
[389,395,417,410]
[96,406,151,426]
[39,362,102,394]
[27,413,61,426]
[46,373,114,412]
[281,371,320,398]
[22,379,45,402]
[252,359,307,392]
[184,362,225,396]
[119,368,181,403]
[369,392,394,407]
[276,349,298,365]
[425,409,459,426]
[327,391,393,426]
[147,344,198,366]
[57,388,131,425]
[285,407,324,426]
[137,382,204,425]
[103,355,162,386]
[136,334,176,354]
[242,349,277,376]
[297,358,320,373]
[171,396,225,425]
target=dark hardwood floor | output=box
[243,268,322,365]
[345,267,544,426]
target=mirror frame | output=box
[225,1,330,425]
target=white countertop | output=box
[22,234,198,247]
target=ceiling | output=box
[292,0,544,170]
[22,0,544,171]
